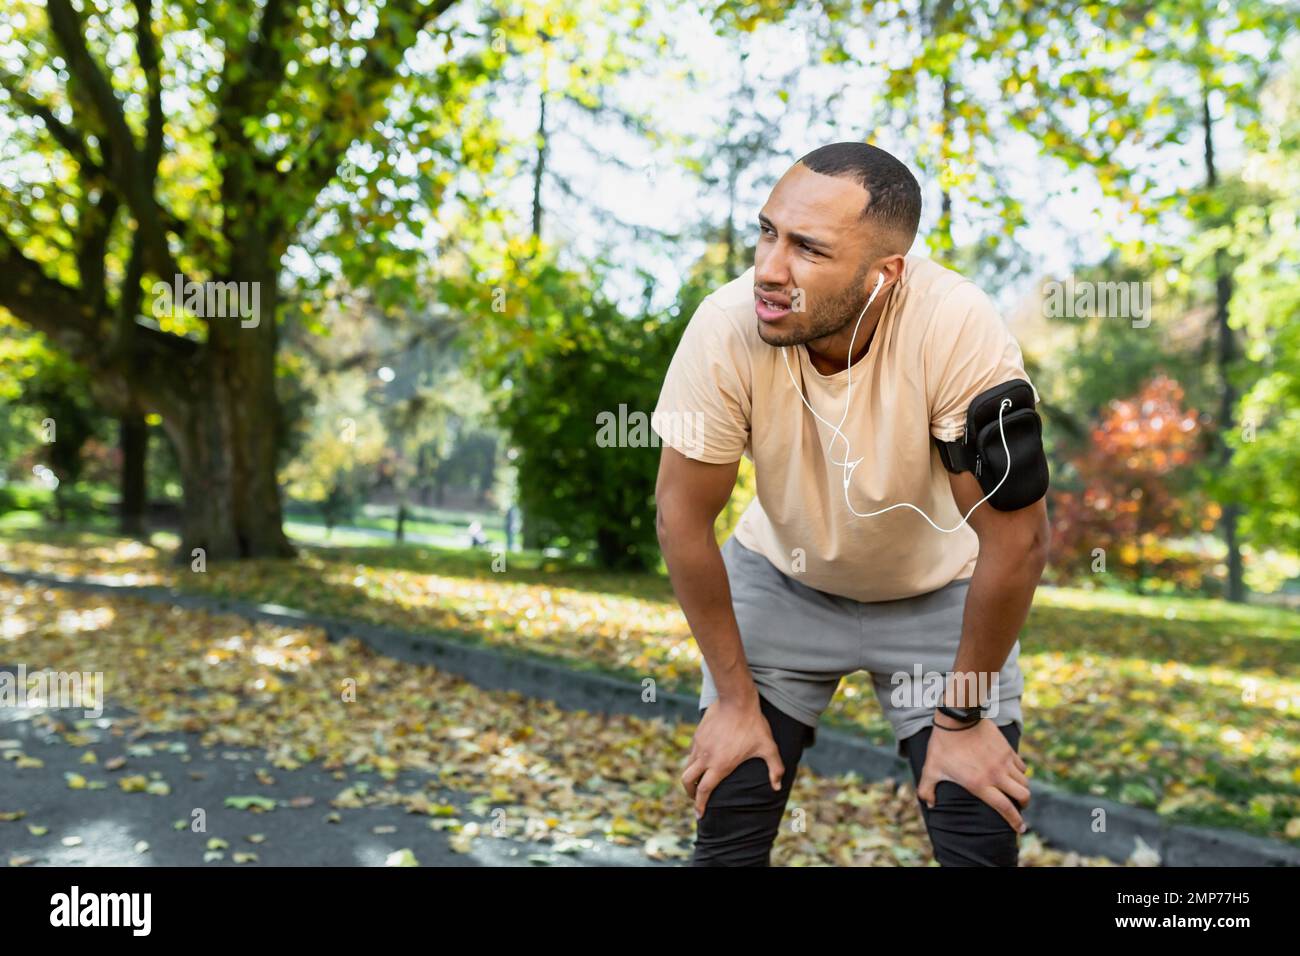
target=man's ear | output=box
[874,251,906,288]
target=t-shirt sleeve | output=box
[651,296,751,463]
[926,282,1039,443]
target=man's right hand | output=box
[680,690,785,819]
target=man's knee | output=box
[901,721,1024,868]
[690,695,811,867]
[922,781,1021,866]
[691,754,793,866]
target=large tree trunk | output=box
[159,274,293,562]
[1202,84,1245,603]
[118,415,148,536]
[163,378,293,561]
[1,0,463,566]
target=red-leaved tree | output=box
[1049,375,1220,592]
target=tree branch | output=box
[0,70,106,177]
[132,0,164,178]
[1,67,201,263]
[45,0,179,279]
[107,230,146,366]
[0,229,101,353]
[220,0,293,119]
[76,189,121,309]
[0,229,197,368]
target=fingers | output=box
[759,733,785,790]
[1011,751,1027,774]
[981,786,1027,834]
[1006,764,1031,804]
[680,758,705,800]
[998,774,1031,810]
[694,767,723,819]
[762,744,785,792]
[915,766,938,809]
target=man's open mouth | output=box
[755,290,791,321]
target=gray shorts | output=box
[701,535,1025,759]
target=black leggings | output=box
[691,693,1023,866]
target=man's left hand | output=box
[915,716,1031,834]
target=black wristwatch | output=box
[937,703,987,724]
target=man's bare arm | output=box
[912,470,1047,831]
[944,469,1051,710]
[654,446,756,705]
[657,444,785,811]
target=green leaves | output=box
[225,795,278,812]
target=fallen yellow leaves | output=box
[0,575,1085,864]
[4,524,1295,855]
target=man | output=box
[651,142,1051,867]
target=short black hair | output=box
[796,142,922,254]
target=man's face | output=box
[753,163,880,348]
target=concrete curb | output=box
[4,566,1298,867]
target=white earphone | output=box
[779,271,1014,533]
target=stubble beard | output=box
[756,262,873,349]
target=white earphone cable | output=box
[778,274,1013,533]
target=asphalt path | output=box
[1,694,675,868]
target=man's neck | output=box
[804,329,875,376]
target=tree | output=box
[279,380,386,535]
[1026,0,1292,601]
[1050,375,1216,593]
[1221,58,1300,557]
[0,317,105,521]
[0,0,501,559]
[487,267,658,569]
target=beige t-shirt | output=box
[651,253,1039,603]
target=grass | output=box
[284,505,509,546]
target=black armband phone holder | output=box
[934,379,1049,512]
